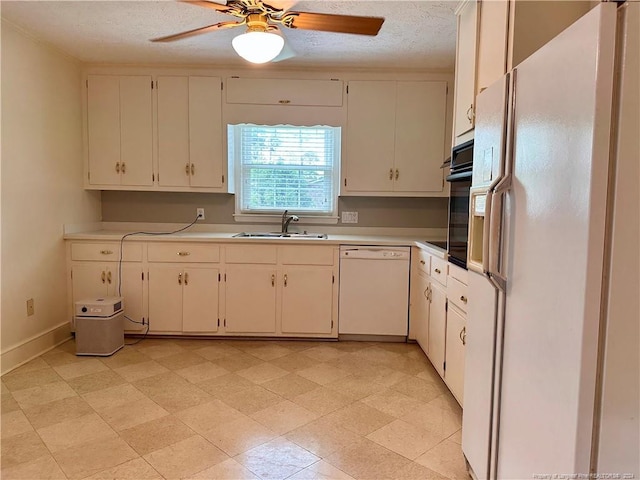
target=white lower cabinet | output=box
[444,304,466,403]
[224,264,277,334]
[148,264,220,334]
[411,271,431,352]
[281,266,334,335]
[428,281,448,378]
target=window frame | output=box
[230,123,341,224]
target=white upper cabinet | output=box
[452,0,593,147]
[452,0,478,145]
[343,80,448,197]
[86,75,153,187]
[157,76,224,190]
[226,77,343,106]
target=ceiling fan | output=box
[151,0,385,64]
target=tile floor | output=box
[1,338,469,480]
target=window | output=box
[229,124,341,220]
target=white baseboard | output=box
[1,322,72,375]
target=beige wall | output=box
[1,21,102,372]
[101,191,448,229]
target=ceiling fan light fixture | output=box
[232,30,284,64]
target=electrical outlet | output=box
[26,298,35,317]
[196,208,205,220]
[341,211,358,224]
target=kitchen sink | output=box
[233,232,328,239]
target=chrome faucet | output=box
[281,210,299,233]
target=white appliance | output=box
[462,3,639,479]
[75,297,125,356]
[338,246,410,337]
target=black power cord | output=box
[117,215,201,346]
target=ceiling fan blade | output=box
[285,11,384,36]
[272,40,296,62]
[151,21,242,42]
[179,0,232,13]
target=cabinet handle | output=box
[185,163,190,176]
[115,162,120,173]
[435,268,441,274]
[101,271,106,284]
[420,260,425,265]
[178,252,190,256]
[423,287,429,299]
[107,271,112,284]
[100,250,113,255]
[178,273,182,285]
[278,99,291,104]
[460,295,467,304]
[395,169,399,180]
[121,162,126,174]
[389,168,394,180]
[184,272,189,285]
[460,326,467,345]
[191,164,195,176]
[284,274,288,287]
[466,104,474,122]
[271,274,275,287]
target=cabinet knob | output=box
[184,272,189,285]
[115,162,120,173]
[101,271,106,284]
[284,274,288,287]
[178,251,190,256]
[435,268,441,274]
[178,273,182,285]
[121,162,126,174]
[395,169,399,180]
[389,168,393,180]
[420,260,425,265]
[185,163,190,175]
[100,250,113,255]
[278,99,291,104]
[460,326,467,345]
[271,274,275,287]
[107,271,112,284]
[191,164,195,176]
[460,295,467,304]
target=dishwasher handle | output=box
[340,247,410,260]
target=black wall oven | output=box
[446,140,473,269]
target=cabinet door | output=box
[412,272,431,353]
[87,75,120,186]
[148,264,183,333]
[225,265,276,333]
[157,76,190,187]
[344,81,396,193]
[183,267,219,333]
[281,266,334,335]
[189,77,223,188]
[120,76,153,186]
[71,263,109,303]
[394,81,447,193]
[108,263,145,333]
[428,281,447,377]
[445,305,466,404]
[453,0,478,139]
[476,0,509,94]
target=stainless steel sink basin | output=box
[233,232,328,239]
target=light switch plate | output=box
[342,211,358,224]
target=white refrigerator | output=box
[462,3,639,479]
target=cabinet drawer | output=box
[71,242,142,262]
[448,263,469,286]
[414,248,431,275]
[226,78,343,106]
[448,276,468,313]
[431,256,448,286]
[279,246,335,266]
[148,244,220,263]
[225,245,277,264]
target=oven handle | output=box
[446,170,473,182]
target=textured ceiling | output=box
[0,1,457,70]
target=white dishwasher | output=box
[338,246,411,337]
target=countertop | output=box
[64,226,448,258]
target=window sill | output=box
[233,214,339,225]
